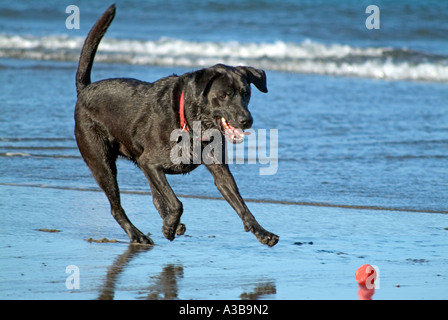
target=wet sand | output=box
[1,184,446,300]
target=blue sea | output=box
[1,0,448,301]
[1,0,447,213]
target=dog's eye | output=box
[219,93,227,100]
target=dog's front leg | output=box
[139,162,183,241]
[206,164,279,247]
[148,180,186,236]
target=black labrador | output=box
[74,5,279,247]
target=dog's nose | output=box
[238,114,253,129]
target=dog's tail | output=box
[76,4,116,96]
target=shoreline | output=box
[2,182,447,215]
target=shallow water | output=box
[1,0,448,300]
[1,59,447,213]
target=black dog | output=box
[74,5,279,247]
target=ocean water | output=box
[1,0,447,212]
[1,0,448,81]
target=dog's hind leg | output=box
[149,181,186,236]
[75,123,153,245]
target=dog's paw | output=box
[244,223,279,247]
[162,214,184,241]
[258,232,279,247]
[176,223,186,236]
[130,232,154,245]
[252,228,279,247]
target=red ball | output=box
[355,264,377,287]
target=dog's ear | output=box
[236,66,268,93]
[191,68,222,98]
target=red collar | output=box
[179,91,189,132]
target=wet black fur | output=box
[74,4,279,246]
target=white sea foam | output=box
[1,34,447,82]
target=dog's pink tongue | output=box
[221,117,249,144]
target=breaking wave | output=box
[1,34,447,82]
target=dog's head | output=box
[186,64,267,144]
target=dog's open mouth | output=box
[220,117,250,144]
